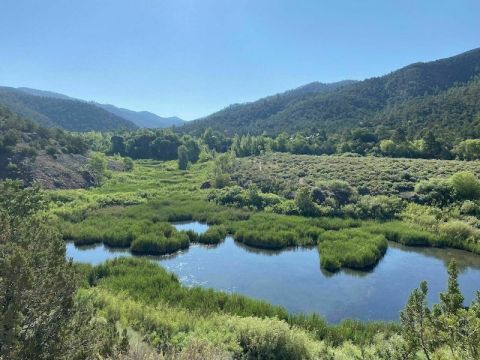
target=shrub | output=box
[414,178,455,206]
[450,171,480,200]
[355,195,404,220]
[438,221,480,249]
[313,180,357,206]
[460,200,480,216]
[294,187,318,216]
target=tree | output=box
[0,181,122,359]
[400,281,434,360]
[453,139,480,160]
[110,135,126,156]
[177,145,189,170]
[87,152,108,185]
[295,187,318,216]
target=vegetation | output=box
[0,181,127,359]
[0,86,137,131]
[183,48,480,147]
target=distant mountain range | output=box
[3,47,480,138]
[0,87,185,131]
[185,48,480,141]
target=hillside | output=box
[93,102,185,128]
[0,106,99,188]
[184,48,480,140]
[182,80,357,135]
[0,87,137,131]
[14,87,184,129]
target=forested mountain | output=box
[93,102,185,128]
[0,87,137,131]
[184,48,480,140]
[181,80,357,134]
[0,86,184,130]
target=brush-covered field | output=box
[232,153,480,196]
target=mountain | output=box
[182,80,357,135]
[0,87,137,132]
[184,48,480,140]
[16,87,76,101]
[93,103,185,128]
[15,87,183,129]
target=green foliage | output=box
[400,261,480,359]
[354,195,404,220]
[177,144,189,170]
[87,152,109,183]
[131,232,189,255]
[197,225,227,244]
[294,187,319,216]
[0,181,122,359]
[414,178,456,206]
[318,228,387,271]
[233,153,480,198]
[184,49,480,150]
[454,138,480,160]
[450,171,480,200]
[0,86,137,131]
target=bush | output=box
[438,221,480,249]
[294,187,319,216]
[414,178,455,206]
[450,171,480,200]
[355,195,404,220]
[460,200,480,216]
[313,180,357,206]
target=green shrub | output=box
[355,195,404,220]
[438,220,480,250]
[450,171,480,200]
[414,178,455,206]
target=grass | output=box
[52,157,480,272]
[85,257,399,351]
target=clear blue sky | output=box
[0,0,478,120]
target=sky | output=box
[0,1,479,120]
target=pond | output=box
[66,222,480,323]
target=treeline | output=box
[229,129,480,160]
[80,125,480,165]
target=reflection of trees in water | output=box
[387,241,480,273]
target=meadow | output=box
[53,153,480,272]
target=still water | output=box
[66,221,480,323]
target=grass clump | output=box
[197,225,227,244]
[318,228,388,271]
[131,232,189,255]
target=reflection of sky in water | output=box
[66,222,480,323]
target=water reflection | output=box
[66,222,480,323]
